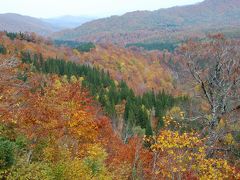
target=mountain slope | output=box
[54,0,240,44]
[0,32,175,95]
[0,13,56,35]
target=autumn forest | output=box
[0,0,240,179]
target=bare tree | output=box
[181,34,240,147]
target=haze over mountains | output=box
[42,16,96,29]
[1,0,240,179]
[0,0,240,43]
[0,13,56,35]
[54,0,240,44]
[0,13,95,34]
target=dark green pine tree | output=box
[0,137,15,169]
[21,51,32,64]
[119,80,130,100]
[108,84,119,105]
[21,53,183,135]
[5,32,18,40]
[128,109,136,129]
[0,44,7,54]
[145,118,153,136]
[124,99,130,123]
[105,100,116,117]
[33,54,40,71]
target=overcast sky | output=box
[0,0,204,18]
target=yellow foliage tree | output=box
[144,116,240,179]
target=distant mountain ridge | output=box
[0,13,95,35]
[0,13,56,35]
[54,0,240,44]
[42,15,95,30]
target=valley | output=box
[0,0,240,179]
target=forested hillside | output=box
[0,13,56,35]
[54,0,240,44]
[0,32,175,95]
[0,32,240,179]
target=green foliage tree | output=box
[126,41,180,52]
[0,44,7,54]
[20,52,186,136]
[75,42,96,52]
[0,137,15,169]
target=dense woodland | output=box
[54,40,96,52]
[21,51,189,136]
[126,41,179,52]
[0,32,240,179]
[53,0,240,44]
